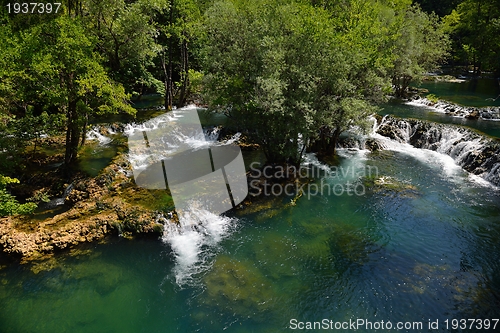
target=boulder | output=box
[465,109,480,120]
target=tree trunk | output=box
[309,126,330,156]
[161,50,172,111]
[392,76,402,97]
[327,127,341,156]
[113,41,121,72]
[165,0,175,111]
[178,36,189,107]
[166,46,174,110]
[64,100,80,167]
[80,112,88,147]
[32,138,38,159]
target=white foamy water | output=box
[375,116,500,188]
[125,106,240,173]
[125,106,242,286]
[405,98,467,117]
[406,99,448,113]
[336,148,370,160]
[86,128,112,145]
[373,132,464,177]
[384,134,497,190]
[162,207,237,286]
[302,152,333,175]
[405,98,500,121]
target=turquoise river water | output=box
[1,80,500,333]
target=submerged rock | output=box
[203,255,277,316]
[364,175,419,197]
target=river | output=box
[0,80,499,333]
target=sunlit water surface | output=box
[1,146,500,332]
[1,81,500,332]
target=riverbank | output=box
[0,152,166,260]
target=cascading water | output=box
[125,105,242,286]
[43,183,74,208]
[375,116,500,186]
[125,108,239,174]
[85,127,112,145]
[160,207,238,286]
[406,96,500,120]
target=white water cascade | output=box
[406,96,500,120]
[85,127,113,145]
[125,106,239,174]
[44,183,74,208]
[125,105,242,286]
[374,116,500,187]
[160,208,237,286]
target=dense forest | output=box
[0,0,499,215]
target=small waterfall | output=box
[125,106,242,286]
[124,112,177,135]
[376,116,500,186]
[302,152,334,175]
[44,183,74,208]
[407,96,500,120]
[125,108,240,173]
[161,207,237,286]
[334,116,386,151]
[204,126,220,142]
[86,127,112,145]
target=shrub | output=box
[0,175,37,216]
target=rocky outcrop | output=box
[0,214,110,257]
[409,96,500,120]
[0,153,167,259]
[377,116,500,186]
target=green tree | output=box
[203,0,315,163]
[203,0,402,161]
[390,5,450,97]
[156,0,205,110]
[14,111,66,158]
[444,0,500,74]
[1,16,135,167]
[311,0,408,154]
[80,0,168,94]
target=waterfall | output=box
[125,109,240,173]
[86,127,112,145]
[376,116,500,186]
[125,106,242,286]
[44,183,74,208]
[161,208,237,286]
[302,152,333,175]
[407,96,500,120]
